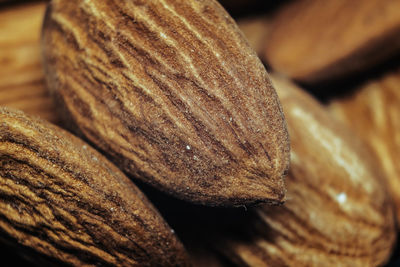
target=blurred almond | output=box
[213,75,396,266]
[264,0,400,83]
[237,15,271,56]
[0,2,58,123]
[330,68,400,225]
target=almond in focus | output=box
[41,0,290,207]
[0,107,190,266]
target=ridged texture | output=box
[41,0,290,206]
[0,2,58,123]
[0,107,189,266]
[330,68,400,226]
[264,0,400,83]
[214,75,396,266]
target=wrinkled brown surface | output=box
[264,0,400,83]
[0,107,190,266]
[0,2,58,123]
[42,0,290,207]
[214,75,396,266]
[330,69,400,226]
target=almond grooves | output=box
[42,0,290,206]
[0,108,189,266]
[330,68,400,225]
[213,75,396,266]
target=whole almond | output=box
[213,75,396,266]
[330,68,400,226]
[0,107,189,266]
[0,2,58,123]
[41,0,290,206]
[264,0,400,83]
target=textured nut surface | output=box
[42,0,290,206]
[264,0,400,83]
[213,75,396,266]
[0,107,189,266]
[330,68,400,225]
[0,2,58,123]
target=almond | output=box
[213,75,396,266]
[41,0,290,206]
[264,0,400,83]
[0,107,189,266]
[0,2,58,123]
[330,68,400,226]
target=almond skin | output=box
[330,68,400,226]
[213,75,396,266]
[41,0,290,206]
[0,107,189,266]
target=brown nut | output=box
[41,0,290,207]
[330,68,400,226]
[213,75,396,266]
[0,2,58,123]
[264,0,400,83]
[0,107,190,266]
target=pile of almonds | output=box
[0,0,399,266]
